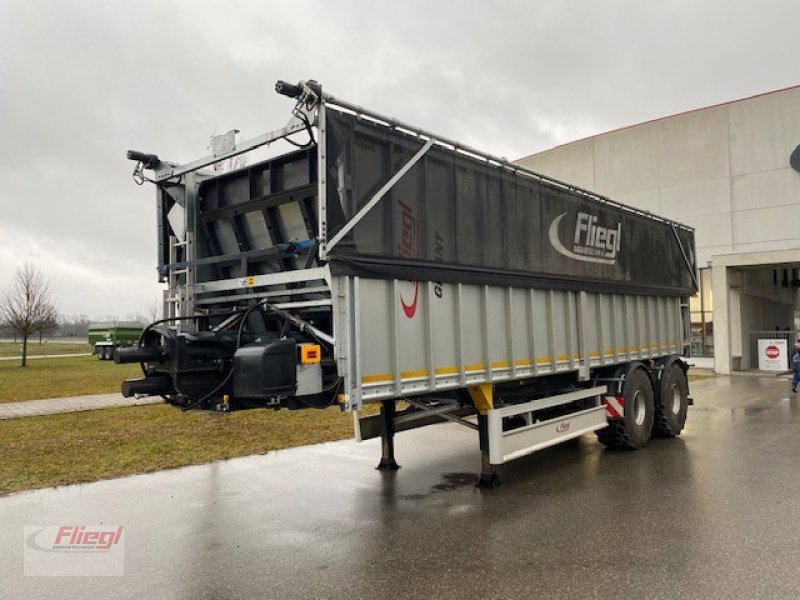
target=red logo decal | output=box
[766,345,780,359]
[556,421,571,433]
[400,281,419,318]
[397,199,419,319]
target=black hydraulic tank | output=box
[233,340,296,399]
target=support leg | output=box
[477,413,500,488]
[376,400,400,471]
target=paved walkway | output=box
[0,353,92,361]
[0,393,161,420]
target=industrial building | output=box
[517,85,800,373]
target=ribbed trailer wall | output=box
[334,279,684,405]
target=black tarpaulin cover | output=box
[324,109,696,296]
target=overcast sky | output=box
[1,0,798,318]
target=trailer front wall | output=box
[333,275,684,407]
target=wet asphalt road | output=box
[2,374,800,599]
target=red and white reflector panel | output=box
[604,395,625,419]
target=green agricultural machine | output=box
[88,322,143,361]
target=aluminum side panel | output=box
[333,275,686,409]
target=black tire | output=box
[597,368,655,449]
[102,346,111,361]
[652,363,688,437]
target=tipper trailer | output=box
[89,321,143,360]
[121,79,697,485]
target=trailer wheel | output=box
[597,368,654,449]
[102,346,111,361]
[652,363,688,437]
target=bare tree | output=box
[136,298,163,327]
[0,263,58,366]
[38,313,59,344]
[57,314,90,340]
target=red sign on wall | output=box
[758,339,787,371]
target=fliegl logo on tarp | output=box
[397,200,419,318]
[549,212,622,265]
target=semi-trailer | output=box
[120,79,697,485]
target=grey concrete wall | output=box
[517,86,800,269]
[711,249,800,373]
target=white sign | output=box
[757,338,788,371]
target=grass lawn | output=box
[0,355,141,403]
[0,403,355,495]
[0,341,92,357]
[0,352,716,495]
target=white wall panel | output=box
[679,213,732,247]
[658,105,730,187]
[731,168,800,212]
[732,204,800,246]
[593,123,659,196]
[614,188,661,215]
[517,139,596,190]
[729,87,800,175]
[659,177,731,219]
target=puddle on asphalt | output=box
[399,493,427,501]
[399,472,478,500]
[432,472,477,491]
